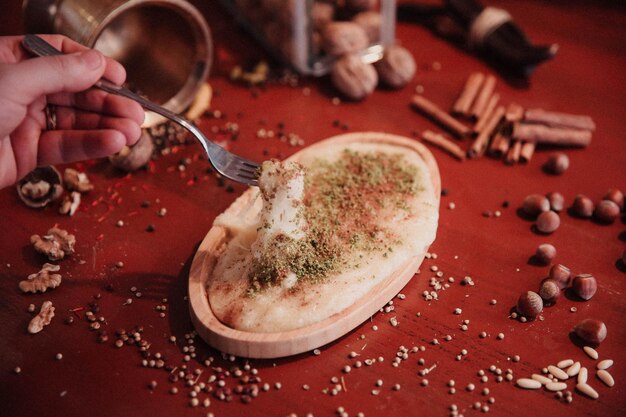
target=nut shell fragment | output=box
[28,301,55,334]
[19,263,62,293]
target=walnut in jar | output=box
[352,10,382,43]
[331,53,378,100]
[374,45,416,89]
[322,22,369,56]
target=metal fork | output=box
[22,34,260,186]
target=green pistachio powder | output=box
[247,149,422,295]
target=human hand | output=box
[0,34,144,189]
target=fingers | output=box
[55,107,142,146]
[22,34,127,85]
[48,89,145,126]
[1,50,106,105]
[37,129,128,167]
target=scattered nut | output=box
[19,263,62,293]
[31,228,76,261]
[546,191,565,212]
[544,152,569,175]
[593,200,620,223]
[574,319,607,345]
[331,53,378,100]
[535,243,556,265]
[322,21,369,56]
[28,301,55,334]
[536,211,560,233]
[539,279,560,305]
[602,188,624,210]
[549,264,571,289]
[516,291,543,318]
[374,45,416,89]
[58,191,81,216]
[572,274,597,300]
[16,166,63,208]
[572,194,594,218]
[109,130,155,172]
[522,194,550,217]
[63,168,93,193]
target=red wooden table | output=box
[1,1,625,416]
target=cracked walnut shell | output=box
[19,264,62,293]
[16,166,63,208]
[28,301,55,334]
[31,228,76,261]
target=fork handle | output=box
[21,35,196,132]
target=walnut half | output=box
[28,301,55,334]
[63,168,94,193]
[31,228,76,261]
[19,263,62,293]
[16,166,63,208]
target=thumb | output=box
[6,49,105,104]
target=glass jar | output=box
[219,0,396,76]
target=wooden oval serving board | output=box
[188,132,441,358]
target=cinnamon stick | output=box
[411,95,471,138]
[512,123,592,147]
[488,132,507,157]
[452,72,485,117]
[469,74,496,120]
[519,141,536,163]
[505,140,522,165]
[497,134,511,156]
[473,93,500,134]
[524,109,595,131]
[468,105,505,159]
[505,103,525,122]
[421,130,466,161]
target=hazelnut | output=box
[593,200,620,223]
[539,279,560,305]
[331,53,378,100]
[536,211,560,234]
[322,22,369,56]
[544,152,569,175]
[602,188,624,210]
[572,274,597,300]
[546,191,565,212]
[549,264,571,289]
[535,243,556,265]
[516,291,543,318]
[522,194,550,217]
[374,45,416,89]
[572,194,594,218]
[109,130,155,172]
[574,319,607,345]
